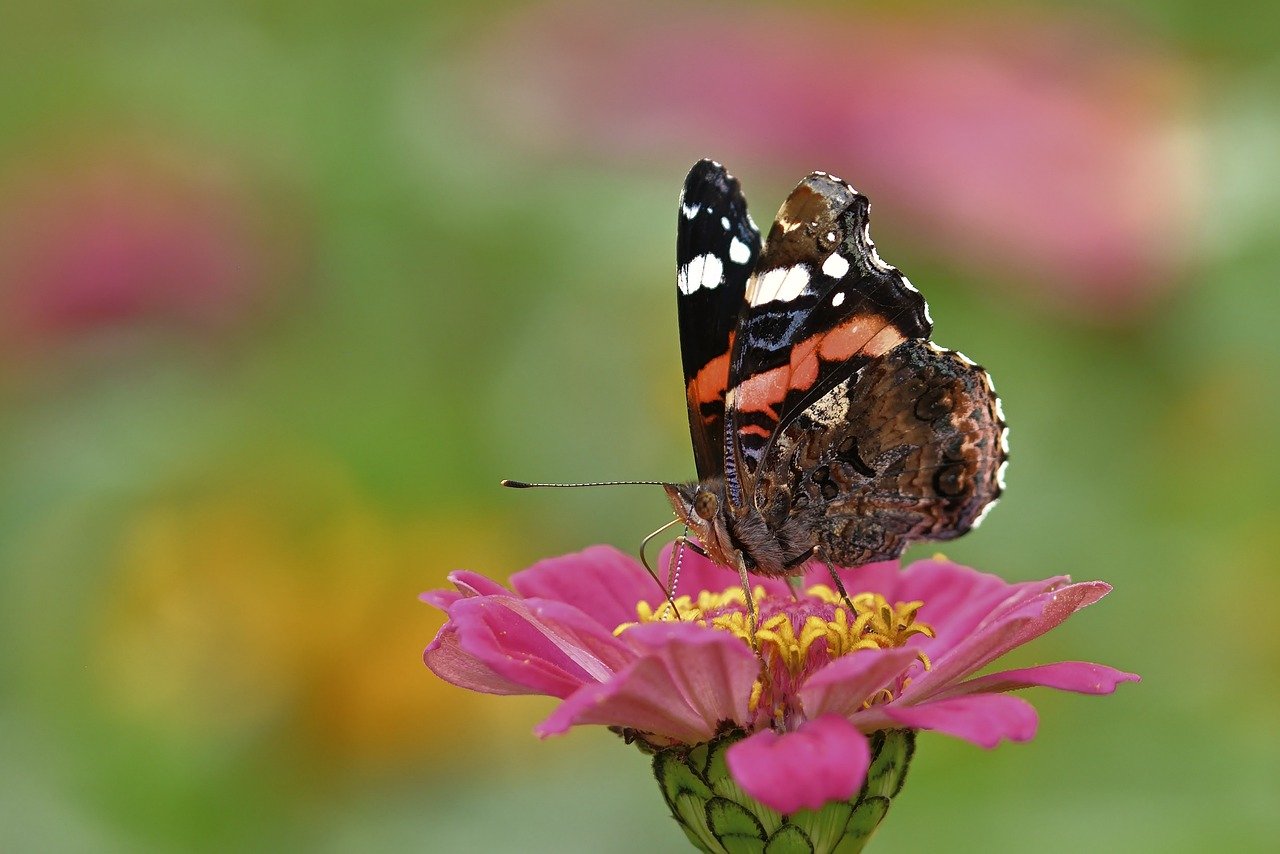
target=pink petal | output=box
[511,545,655,633]
[446,596,633,699]
[419,569,513,609]
[536,621,757,743]
[1004,582,1113,650]
[868,694,1038,748]
[805,560,901,599]
[423,623,535,695]
[904,581,1112,702]
[726,715,870,815]
[418,589,460,609]
[657,541,790,600]
[797,647,920,719]
[895,559,1070,656]
[936,662,1141,699]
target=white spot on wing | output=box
[832,291,845,307]
[1000,426,1010,454]
[971,498,999,529]
[699,254,723,290]
[994,396,1005,421]
[863,224,891,272]
[682,203,700,220]
[728,237,751,265]
[748,264,811,305]
[678,253,724,294]
[955,351,977,367]
[821,253,850,279]
[996,459,1009,489]
[721,216,730,230]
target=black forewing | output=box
[676,159,761,479]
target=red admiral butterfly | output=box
[664,160,1007,580]
[507,161,1006,600]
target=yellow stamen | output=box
[619,584,935,682]
[748,679,763,713]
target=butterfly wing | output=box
[676,160,761,480]
[754,338,1007,566]
[723,173,931,498]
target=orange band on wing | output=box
[732,314,904,418]
[685,335,734,423]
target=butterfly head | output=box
[664,479,716,520]
[663,479,734,564]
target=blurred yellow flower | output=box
[92,460,530,774]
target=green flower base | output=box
[650,727,914,854]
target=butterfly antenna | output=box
[639,517,684,620]
[501,479,666,488]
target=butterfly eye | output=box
[693,490,718,520]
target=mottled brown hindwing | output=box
[763,339,1007,566]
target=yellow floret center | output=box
[615,583,935,679]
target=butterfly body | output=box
[667,161,1007,577]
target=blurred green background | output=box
[1,1,1277,851]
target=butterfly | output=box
[663,160,1007,581]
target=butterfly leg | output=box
[734,556,785,726]
[639,517,684,620]
[812,545,858,616]
[786,574,804,601]
[735,556,762,655]
[679,538,711,559]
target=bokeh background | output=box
[2,1,1277,851]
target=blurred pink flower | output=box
[0,142,298,353]
[423,544,1137,814]
[466,2,1201,319]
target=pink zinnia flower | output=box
[423,543,1137,842]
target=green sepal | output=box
[835,797,890,853]
[656,749,714,807]
[647,726,915,854]
[705,734,784,835]
[763,823,814,854]
[787,801,852,853]
[707,796,767,854]
[862,730,914,800]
